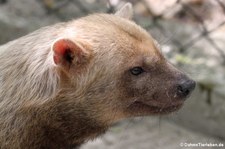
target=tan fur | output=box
[0,5,195,148]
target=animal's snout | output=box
[176,79,196,99]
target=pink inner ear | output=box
[53,39,74,65]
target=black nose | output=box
[177,80,196,98]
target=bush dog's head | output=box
[52,3,195,126]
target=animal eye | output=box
[130,67,144,76]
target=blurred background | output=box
[0,0,225,148]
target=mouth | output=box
[127,101,183,115]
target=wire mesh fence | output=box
[34,0,225,66]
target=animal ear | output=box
[52,39,89,70]
[115,3,133,20]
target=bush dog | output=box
[0,3,195,149]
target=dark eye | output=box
[130,67,144,76]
